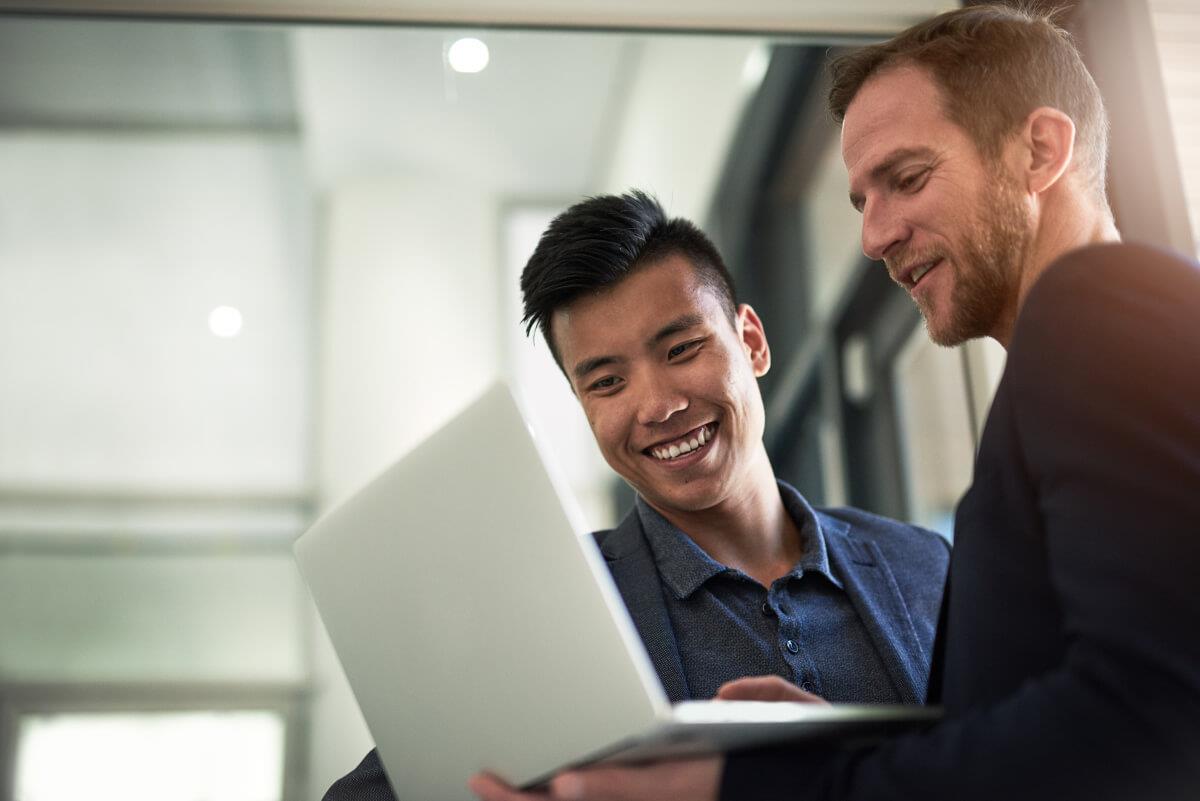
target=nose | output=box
[635,371,688,427]
[861,197,909,262]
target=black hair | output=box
[520,190,738,369]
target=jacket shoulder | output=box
[820,505,949,553]
[818,505,951,585]
[321,749,396,801]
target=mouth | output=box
[643,422,717,464]
[897,257,943,290]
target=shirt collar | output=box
[635,480,842,600]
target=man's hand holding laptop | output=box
[468,676,827,801]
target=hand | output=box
[468,756,723,801]
[716,675,830,704]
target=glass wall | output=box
[1150,0,1200,258]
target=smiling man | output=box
[470,5,1200,801]
[321,191,949,801]
[514,190,948,705]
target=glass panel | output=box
[892,327,975,540]
[1150,0,1200,257]
[14,710,285,801]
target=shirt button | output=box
[761,602,774,617]
[785,639,799,654]
[801,681,816,693]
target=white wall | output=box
[0,134,312,495]
[602,37,764,222]
[308,173,500,794]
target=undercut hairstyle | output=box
[520,190,738,370]
[828,4,1109,196]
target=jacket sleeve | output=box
[722,245,1200,801]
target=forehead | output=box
[840,65,964,179]
[551,255,723,359]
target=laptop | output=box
[295,381,939,800]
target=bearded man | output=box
[470,5,1200,800]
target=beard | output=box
[916,171,1031,347]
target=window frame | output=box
[0,681,309,801]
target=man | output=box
[470,5,1200,801]
[323,192,949,800]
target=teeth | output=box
[911,261,935,284]
[649,425,714,461]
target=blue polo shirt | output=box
[635,482,902,702]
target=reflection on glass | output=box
[0,19,773,798]
[892,327,976,540]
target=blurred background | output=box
[0,1,1196,800]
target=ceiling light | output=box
[208,306,243,338]
[448,37,489,74]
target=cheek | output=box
[585,406,626,457]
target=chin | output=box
[649,479,728,514]
[921,306,964,347]
[925,320,963,347]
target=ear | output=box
[737,304,771,378]
[1019,106,1075,195]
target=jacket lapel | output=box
[594,510,691,702]
[820,511,927,703]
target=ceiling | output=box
[0,0,955,34]
[0,17,647,197]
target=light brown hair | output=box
[828,4,1108,195]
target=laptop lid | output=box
[295,381,668,799]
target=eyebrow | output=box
[570,313,706,380]
[848,146,936,211]
[573,354,620,380]
[648,314,705,347]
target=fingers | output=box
[715,675,829,704]
[546,758,722,801]
[470,758,722,801]
[468,773,552,801]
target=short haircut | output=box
[828,4,1109,195]
[520,190,738,370]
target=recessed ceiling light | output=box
[448,37,489,74]
[208,306,243,338]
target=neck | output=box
[644,446,801,588]
[993,188,1121,349]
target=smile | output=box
[908,258,942,287]
[646,423,716,462]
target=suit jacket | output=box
[596,488,949,705]
[323,488,949,801]
[723,243,1200,800]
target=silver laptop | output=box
[295,381,938,800]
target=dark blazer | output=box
[723,244,1200,800]
[595,490,949,705]
[324,489,949,801]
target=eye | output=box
[667,339,703,360]
[588,375,623,393]
[896,168,930,193]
